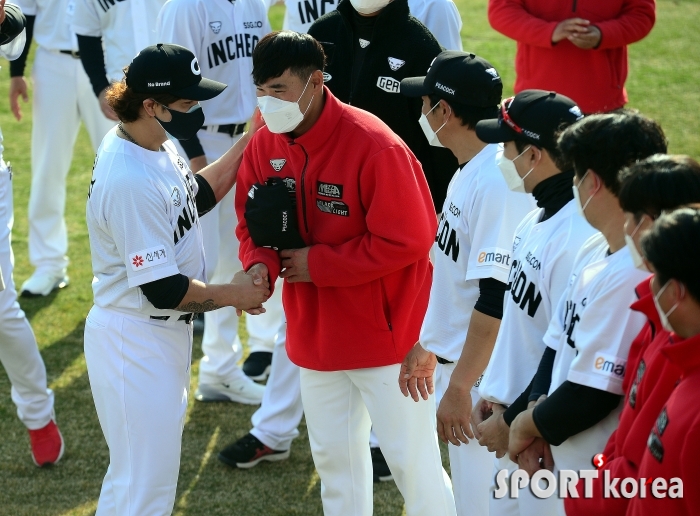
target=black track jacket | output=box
[308,0,458,210]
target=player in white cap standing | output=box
[0,0,65,468]
[9,0,114,297]
[84,43,270,515]
[470,90,596,516]
[157,0,271,404]
[398,51,536,516]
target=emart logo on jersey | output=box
[494,468,683,500]
[592,352,626,379]
[129,246,168,272]
[476,247,511,269]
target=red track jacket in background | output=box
[627,332,700,515]
[488,0,656,113]
[236,87,436,371]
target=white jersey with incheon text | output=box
[72,0,166,82]
[419,144,535,361]
[157,0,271,126]
[479,201,598,405]
[86,128,206,316]
[544,232,648,472]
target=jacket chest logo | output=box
[388,57,405,71]
[317,199,349,217]
[317,181,343,199]
[376,76,400,93]
[270,159,287,172]
[209,21,222,34]
[359,38,370,48]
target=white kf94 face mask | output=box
[419,102,450,148]
[350,0,391,15]
[497,145,533,193]
[624,216,649,271]
[257,74,314,134]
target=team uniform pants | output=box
[187,130,280,386]
[28,47,113,273]
[436,362,494,516]
[490,455,561,516]
[0,160,54,429]
[300,364,457,516]
[84,305,192,516]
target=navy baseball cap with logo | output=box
[125,43,226,100]
[400,51,503,107]
[476,90,584,149]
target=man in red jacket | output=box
[234,31,456,516]
[626,207,700,515]
[488,0,655,114]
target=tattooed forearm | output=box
[177,299,222,313]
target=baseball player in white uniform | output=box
[72,0,166,120]
[471,90,596,516]
[507,111,668,515]
[157,0,272,404]
[9,0,114,297]
[399,52,535,516]
[269,0,462,51]
[0,1,65,467]
[84,44,270,515]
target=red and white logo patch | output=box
[129,246,168,271]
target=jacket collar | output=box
[279,86,344,153]
[337,0,410,28]
[631,276,661,329]
[662,332,700,375]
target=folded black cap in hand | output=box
[245,178,306,251]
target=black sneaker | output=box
[242,351,273,381]
[218,433,290,469]
[371,447,393,482]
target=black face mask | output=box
[154,103,205,140]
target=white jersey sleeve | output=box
[409,0,463,51]
[465,168,531,284]
[157,0,204,57]
[566,256,647,394]
[72,0,102,37]
[0,29,26,61]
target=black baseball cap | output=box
[476,90,584,149]
[125,43,226,101]
[400,51,502,108]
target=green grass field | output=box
[0,1,698,514]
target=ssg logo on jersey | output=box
[376,76,400,93]
[209,21,222,34]
[388,57,405,71]
[270,159,286,172]
[129,246,168,271]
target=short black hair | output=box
[556,110,668,196]
[429,95,498,131]
[641,207,700,302]
[619,154,700,220]
[252,31,326,86]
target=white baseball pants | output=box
[84,305,192,516]
[250,319,304,450]
[0,161,54,429]
[436,362,494,516]
[28,47,114,273]
[490,454,561,516]
[189,130,279,385]
[300,364,457,516]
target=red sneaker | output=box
[28,420,64,466]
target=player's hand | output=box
[279,247,312,283]
[569,25,601,49]
[551,18,590,44]
[477,405,509,458]
[470,397,493,439]
[98,87,119,121]
[230,269,269,313]
[517,437,554,476]
[398,342,436,401]
[189,155,207,173]
[9,76,28,121]
[234,263,270,315]
[508,409,538,464]
[437,384,474,446]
